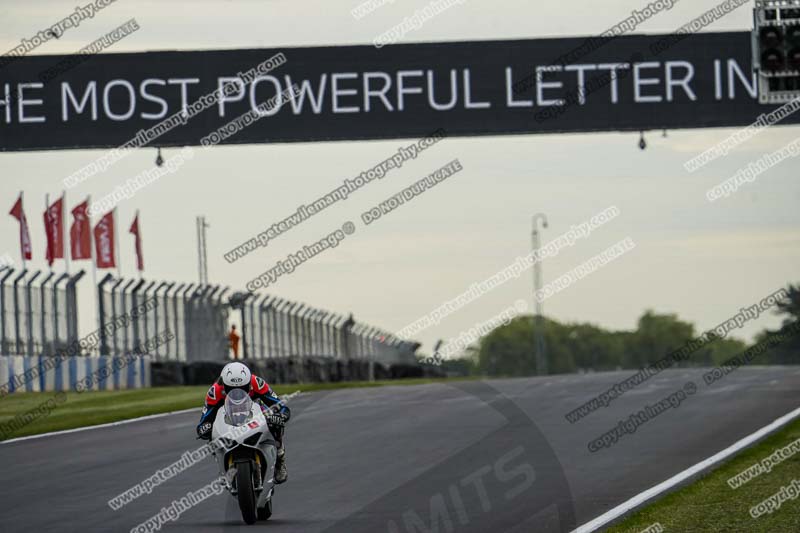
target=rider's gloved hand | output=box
[197,421,212,440]
[266,412,288,427]
[276,403,290,423]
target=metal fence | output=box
[97,274,229,362]
[97,275,420,364]
[237,293,420,365]
[0,266,84,356]
[0,267,421,366]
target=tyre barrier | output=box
[150,360,186,387]
[150,358,443,387]
[0,356,443,395]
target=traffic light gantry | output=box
[753,0,800,103]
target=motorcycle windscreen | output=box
[224,389,253,427]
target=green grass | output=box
[608,417,800,533]
[0,377,477,440]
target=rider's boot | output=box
[275,447,288,484]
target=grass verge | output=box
[0,377,477,441]
[607,416,800,533]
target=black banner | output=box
[0,31,794,152]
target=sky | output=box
[1,0,799,357]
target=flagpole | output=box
[62,190,70,275]
[113,207,121,280]
[88,196,97,283]
[136,209,142,280]
[45,193,52,274]
[88,195,98,300]
[88,196,100,345]
[19,191,27,271]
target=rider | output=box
[196,361,291,483]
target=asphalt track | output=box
[2,367,800,533]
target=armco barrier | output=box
[0,354,151,394]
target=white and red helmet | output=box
[221,362,251,390]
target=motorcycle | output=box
[211,388,278,524]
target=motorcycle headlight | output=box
[224,411,252,427]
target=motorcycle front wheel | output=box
[236,461,257,525]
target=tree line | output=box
[432,284,800,377]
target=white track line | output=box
[0,407,197,445]
[572,404,800,533]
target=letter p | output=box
[217,77,245,116]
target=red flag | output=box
[70,199,92,260]
[129,213,143,271]
[93,210,116,269]
[44,196,64,266]
[9,194,32,260]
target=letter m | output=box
[400,494,454,533]
[62,82,98,121]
